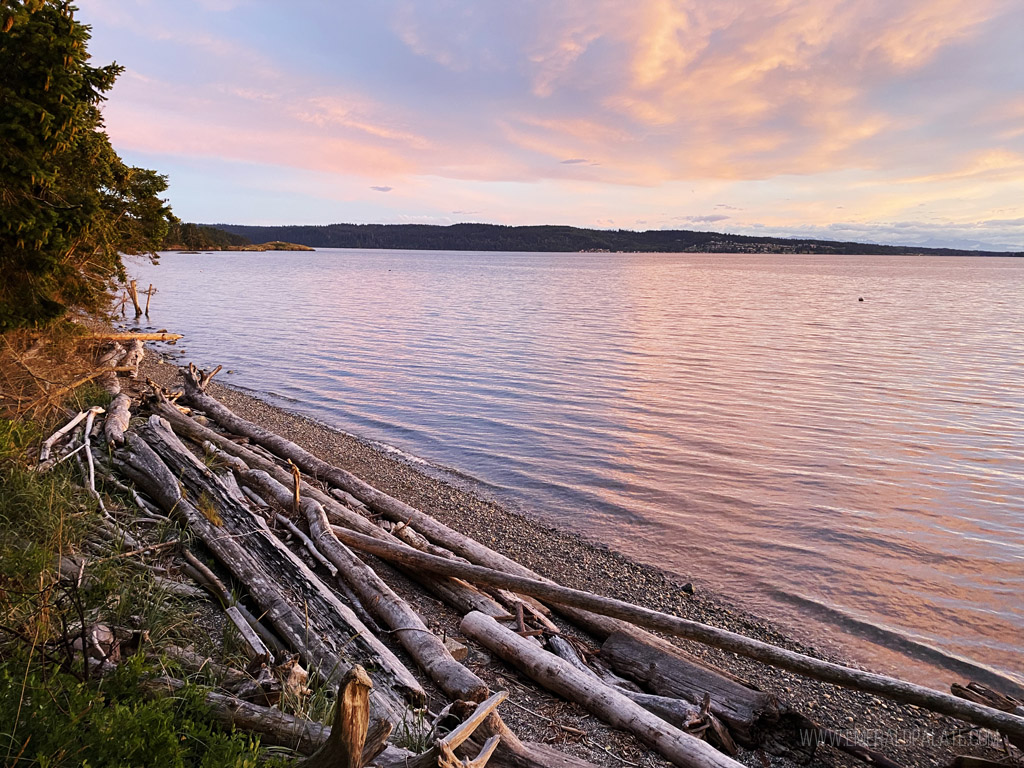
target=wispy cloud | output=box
[370,186,393,192]
[76,0,1024,248]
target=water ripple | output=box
[129,249,1024,690]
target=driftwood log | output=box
[150,399,509,620]
[173,377,767,713]
[332,527,1024,744]
[547,635,737,754]
[144,674,391,761]
[240,468,489,703]
[104,394,132,445]
[601,631,775,745]
[114,418,422,727]
[461,612,742,768]
[91,332,182,342]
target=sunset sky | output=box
[77,0,1023,250]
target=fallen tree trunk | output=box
[151,399,508,620]
[601,631,775,745]
[114,418,422,727]
[461,612,742,768]
[333,527,1024,744]
[144,675,390,761]
[91,332,182,342]
[173,378,775,717]
[123,338,145,379]
[547,635,736,754]
[240,468,489,703]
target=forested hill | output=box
[209,222,1019,257]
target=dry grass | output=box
[0,318,113,422]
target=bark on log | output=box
[333,527,1024,744]
[461,612,742,768]
[104,394,132,446]
[602,631,775,745]
[150,398,508,620]
[114,419,422,727]
[547,635,737,754]
[241,468,489,703]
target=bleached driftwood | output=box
[547,635,737,754]
[39,409,93,464]
[122,338,145,379]
[601,631,773,745]
[461,612,742,768]
[90,332,182,342]
[149,398,509,620]
[332,527,1024,745]
[114,418,422,728]
[144,674,391,760]
[241,468,489,703]
[173,374,775,733]
[104,394,132,445]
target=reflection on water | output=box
[130,250,1024,692]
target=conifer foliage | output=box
[0,1,172,329]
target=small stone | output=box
[444,637,468,662]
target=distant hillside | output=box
[163,222,251,250]
[207,222,1019,257]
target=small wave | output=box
[769,589,1024,699]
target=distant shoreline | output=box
[204,221,1022,257]
[164,240,313,253]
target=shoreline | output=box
[141,349,1016,767]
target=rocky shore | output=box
[139,349,1017,768]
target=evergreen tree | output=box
[0,0,172,329]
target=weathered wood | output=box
[104,394,132,445]
[547,635,736,754]
[179,369,530,574]
[128,279,143,316]
[460,712,603,768]
[602,631,775,745]
[302,665,372,768]
[123,338,145,379]
[96,342,126,396]
[242,469,489,703]
[39,409,92,463]
[82,407,105,512]
[225,605,272,661]
[333,527,1024,744]
[91,332,182,342]
[144,675,391,760]
[151,398,508,619]
[461,612,742,768]
[114,419,422,727]
[170,381,768,731]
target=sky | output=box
[76,0,1024,250]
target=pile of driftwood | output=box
[40,343,1024,768]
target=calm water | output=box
[130,250,1024,693]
